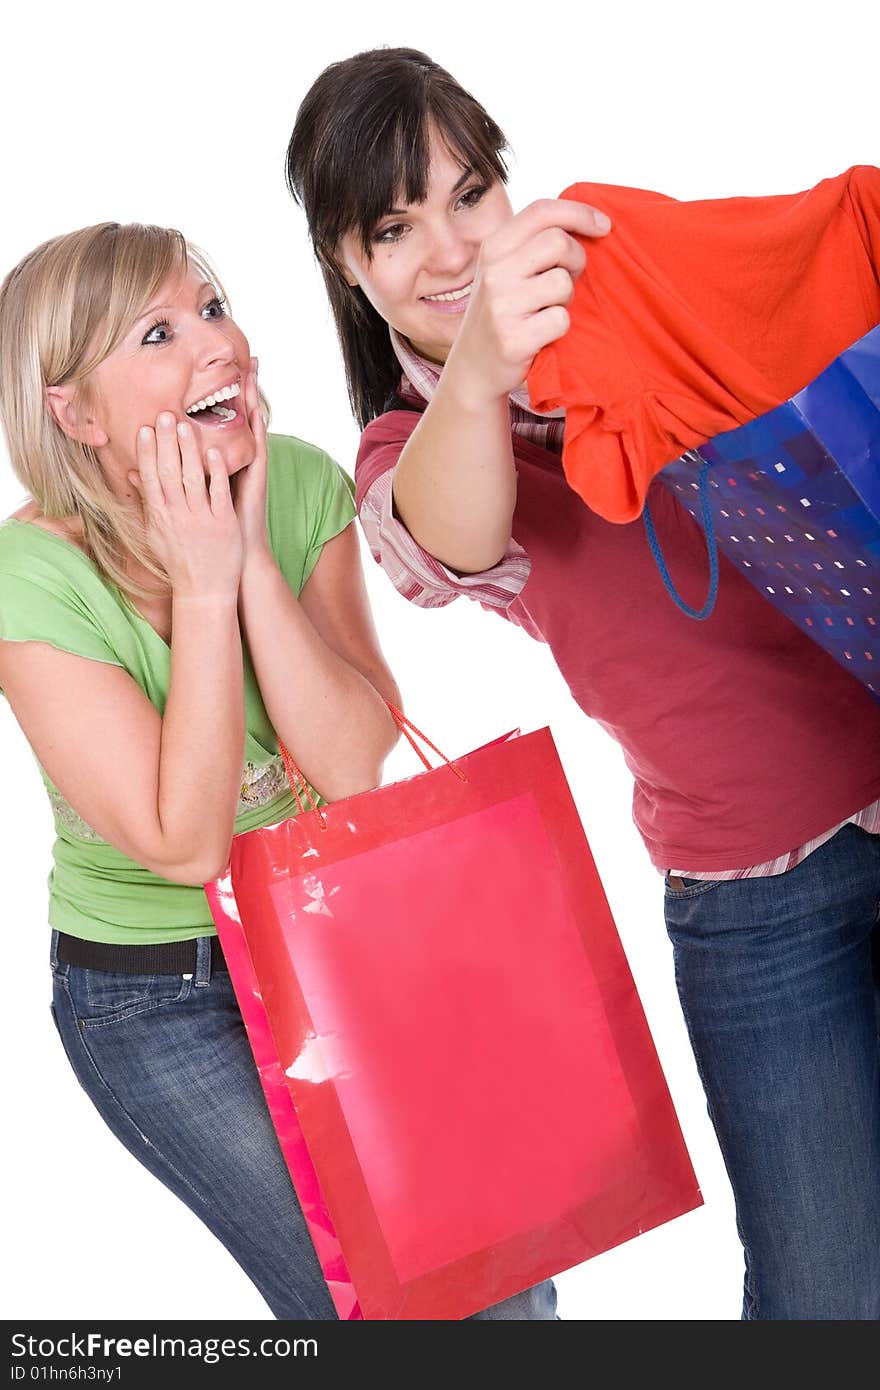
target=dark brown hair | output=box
[286,48,508,428]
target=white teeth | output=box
[424,282,473,303]
[186,381,240,415]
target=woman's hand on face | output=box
[445,198,610,406]
[230,358,272,568]
[128,410,243,600]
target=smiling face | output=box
[338,126,513,365]
[85,269,255,483]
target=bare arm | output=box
[0,412,247,885]
[237,526,400,804]
[0,595,242,884]
[392,198,610,573]
[232,378,399,803]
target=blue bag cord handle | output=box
[642,457,719,621]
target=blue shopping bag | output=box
[653,322,880,699]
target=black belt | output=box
[56,932,227,976]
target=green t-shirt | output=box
[0,433,356,945]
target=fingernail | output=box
[594,211,611,232]
[177,421,189,438]
[138,426,152,441]
[206,448,220,461]
[158,412,174,428]
[253,356,259,374]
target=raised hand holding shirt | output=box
[527,167,880,523]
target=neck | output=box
[402,334,449,367]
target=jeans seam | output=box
[54,971,209,1212]
[670,953,761,1320]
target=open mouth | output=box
[184,380,243,428]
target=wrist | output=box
[437,346,509,416]
[240,543,278,583]
[171,589,240,614]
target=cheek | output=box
[229,324,251,360]
[477,194,514,241]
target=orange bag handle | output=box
[278,702,467,831]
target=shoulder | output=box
[267,432,352,500]
[0,516,71,576]
[358,409,421,448]
[264,434,355,581]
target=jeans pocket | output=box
[664,872,726,899]
[79,968,191,1027]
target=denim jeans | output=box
[49,931,556,1321]
[664,823,880,1320]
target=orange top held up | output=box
[526,166,880,523]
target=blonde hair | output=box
[0,222,230,598]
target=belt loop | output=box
[194,936,212,988]
[49,929,60,970]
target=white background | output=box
[0,0,875,1322]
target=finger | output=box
[154,411,186,506]
[243,357,260,416]
[250,391,267,460]
[527,196,611,237]
[206,447,233,516]
[516,226,587,281]
[519,265,578,315]
[176,419,209,510]
[134,426,165,511]
[242,366,258,422]
[521,303,572,358]
[499,198,611,256]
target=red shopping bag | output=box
[206,715,701,1320]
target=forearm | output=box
[392,358,517,573]
[239,556,398,802]
[157,595,245,880]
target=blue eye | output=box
[141,296,226,346]
[141,318,171,346]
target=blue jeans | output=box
[664,823,880,1319]
[49,931,556,1321]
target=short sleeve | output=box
[264,434,357,594]
[0,548,123,691]
[302,452,357,586]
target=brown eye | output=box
[373,223,408,245]
[457,186,488,210]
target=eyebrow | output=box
[133,285,218,325]
[383,166,475,216]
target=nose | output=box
[422,215,474,280]
[193,315,236,371]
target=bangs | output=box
[291,53,508,260]
[66,225,190,383]
[350,95,508,255]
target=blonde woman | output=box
[0,223,557,1320]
